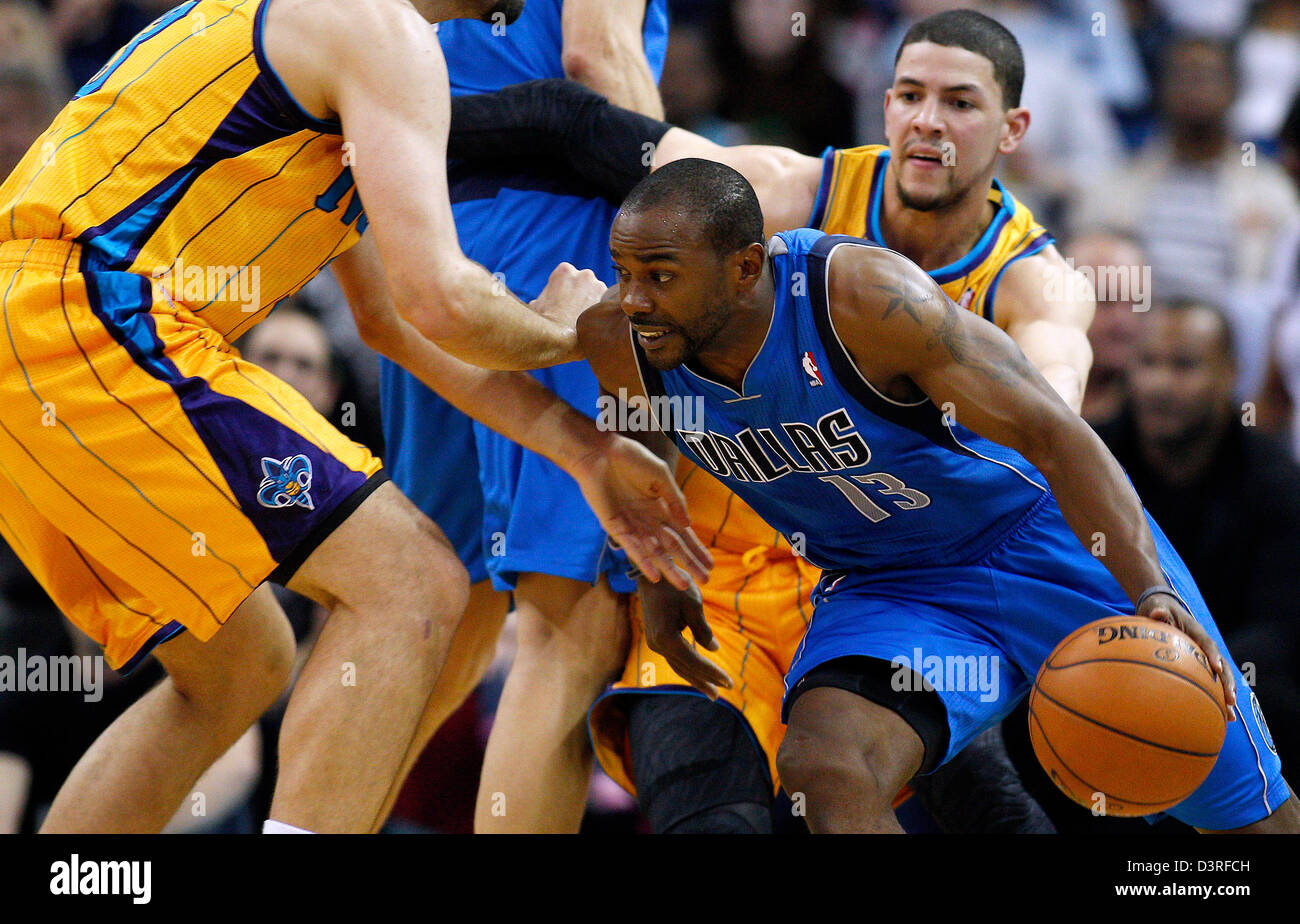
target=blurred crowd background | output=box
[2,0,1300,834]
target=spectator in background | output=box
[1257,92,1300,460]
[0,65,67,180]
[40,0,176,87]
[1072,34,1299,398]
[1072,229,1149,429]
[1094,299,1300,779]
[237,298,384,457]
[0,1,63,84]
[1231,0,1300,150]
[658,22,748,145]
[708,0,856,151]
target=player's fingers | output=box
[658,525,712,585]
[1155,605,1236,720]
[664,642,732,698]
[680,597,718,652]
[615,529,662,585]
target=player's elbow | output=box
[1018,401,1086,478]
[561,44,614,89]
[392,262,475,346]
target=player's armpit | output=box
[994,248,1096,415]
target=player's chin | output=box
[481,0,525,24]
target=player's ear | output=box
[998,106,1030,155]
[734,242,767,291]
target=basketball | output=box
[1028,615,1228,817]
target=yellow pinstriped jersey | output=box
[810,144,1053,322]
[0,0,364,341]
[686,144,1055,551]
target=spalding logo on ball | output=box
[1029,615,1227,817]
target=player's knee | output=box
[513,578,628,683]
[777,730,893,812]
[375,507,471,648]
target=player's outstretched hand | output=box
[1139,591,1237,721]
[570,433,713,591]
[530,263,607,331]
[639,577,733,700]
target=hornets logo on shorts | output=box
[258,454,315,510]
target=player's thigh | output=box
[151,583,294,709]
[0,263,388,653]
[624,692,773,834]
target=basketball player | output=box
[0,0,705,833]
[378,0,672,834]
[579,158,1296,834]
[449,9,1088,830]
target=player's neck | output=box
[878,167,997,272]
[689,269,776,393]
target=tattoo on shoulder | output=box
[876,273,1033,388]
[876,277,933,324]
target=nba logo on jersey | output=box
[802,352,825,387]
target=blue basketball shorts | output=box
[784,491,1288,830]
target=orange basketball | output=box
[1028,615,1227,817]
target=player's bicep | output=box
[328,10,463,293]
[835,248,1073,459]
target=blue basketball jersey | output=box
[637,229,1052,572]
[437,0,669,297]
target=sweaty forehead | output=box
[611,207,701,258]
[895,41,997,95]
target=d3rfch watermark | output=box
[0,649,104,702]
[891,649,1000,703]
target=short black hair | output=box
[620,158,764,258]
[895,9,1025,109]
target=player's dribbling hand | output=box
[639,577,733,700]
[530,263,607,332]
[569,433,713,591]
[1139,592,1237,721]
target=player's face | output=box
[1129,311,1235,444]
[884,42,1023,212]
[610,209,737,371]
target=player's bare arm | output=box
[578,292,730,694]
[991,245,1096,414]
[263,0,584,370]
[562,0,664,118]
[826,245,1235,713]
[650,129,823,238]
[332,237,709,589]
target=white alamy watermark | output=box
[151,258,261,313]
[891,649,1000,703]
[50,855,150,904]
[0,649,103,702]
[1044,258,1152,312]
[596,389,704,432]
